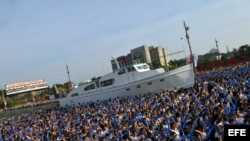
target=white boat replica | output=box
[59,62,195,107]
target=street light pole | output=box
[183,21,196,74]
[1,85,4,99]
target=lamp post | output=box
[183,21,196,74]
[66,64,72,92]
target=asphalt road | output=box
[0,102,59,121]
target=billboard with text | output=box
[5,79,48,95]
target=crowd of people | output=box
[0,63,250,141]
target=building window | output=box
[126,88,130,91]
[160,79,164,82]
[148,82,152,85]
[137,85,141,88]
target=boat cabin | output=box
[67,63,165,97]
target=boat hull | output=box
[59,64,194,107]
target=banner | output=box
[216,55,222,61]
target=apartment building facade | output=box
[111,45,170,71]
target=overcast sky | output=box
[0,0,250,87]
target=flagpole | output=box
[183,21,196,74]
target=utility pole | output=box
[66,64,72,92]
[183,21,196,74]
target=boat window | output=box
[95,81,100,88]
[126,88,130,91]
[128,67,136,72]
[118,69,126,75]
[137,85,141,88]
[160,79,164,82]
[100,79,114,87]
[84,84,95,91]
[148,82,152,85]
[128,67,131,72]
[137,66,142,70]
[71,93,79,97]
[143,65,149,69]
[132,67,136,71]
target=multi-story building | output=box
[149,46,170,68]
[130,45,152,65]
[111,45,170,71]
